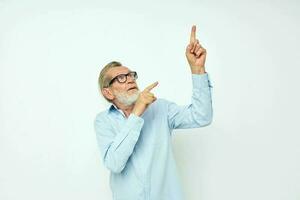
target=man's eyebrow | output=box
[116,70,132,75]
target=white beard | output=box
[114,89,140,106]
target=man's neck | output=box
[112,101,135,118]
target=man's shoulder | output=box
[94,108,110,123]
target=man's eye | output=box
[129,72,135,77]
[118,75,126,80]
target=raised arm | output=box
[167,25,213,130]
[167,73,213,130]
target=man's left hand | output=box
[185,25,207,74]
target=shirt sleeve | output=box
[94,113,144,173]
[166,73,213,130]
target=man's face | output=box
[103,66,140,106]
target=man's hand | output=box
[132,81,158,116]
[185,25,207,74]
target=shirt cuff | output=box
[127,113,144,139]
[128,112,144,123]
[191,73,213,89]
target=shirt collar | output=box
[109,102,117,110]
[108,102,126,117]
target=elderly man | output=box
[94,25,213,200]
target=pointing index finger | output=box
[144,81,158,92]
[190,25,196,44]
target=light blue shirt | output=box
[94,73,213,200]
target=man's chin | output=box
[115,91,139,106]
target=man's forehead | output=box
[107,66,131,77]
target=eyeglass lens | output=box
[117,72,137,83]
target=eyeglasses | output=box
[107,71,138,87]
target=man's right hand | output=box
[132,81,159,116]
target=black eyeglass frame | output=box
[106,71,138,87]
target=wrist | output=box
[191,67,206,74]
[132,109,141,116]
[132,104,145,116]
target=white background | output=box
[1,0,299,199]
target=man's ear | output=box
[102,88,114,101]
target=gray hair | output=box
[98,61,122,102]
